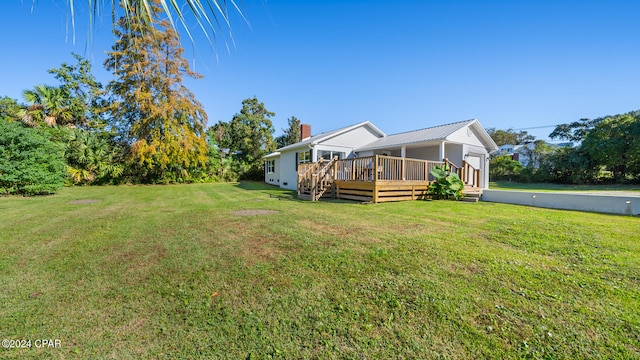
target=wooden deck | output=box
[298,155,481,203]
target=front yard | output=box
[1,182,638,358]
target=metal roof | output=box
[270,120,385,153]
[356,119,479,151]
[263,118,498,159]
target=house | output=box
[499,141,574,168]
[498,143,525,163]
[264,119,498,202]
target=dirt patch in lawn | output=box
[232,209,279,216]
[69,199,100,204]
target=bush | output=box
[428,164,464,200]
[0,120,66,195]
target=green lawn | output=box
[1,182,639,359]
[490,181,640,193]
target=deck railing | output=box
[297,161,324,197]
[460,160,481,188]
[333,155,448,182]
[301,155,480,193]
[298,157,339,200]
[297,155,482,202]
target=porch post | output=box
[439,141,446,161]
[400,146,406,180]
[374,155,378,183]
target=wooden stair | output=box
[297,157,337,201]
[460,186,482,203]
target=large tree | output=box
[213,97,276,179]
[18,84,75,127]
[550,111,640,183]
[581,112,640,182]
[48,54,107,130]
[549,118,599,143]
[275,116,302,148]
[487,128,535,146]
[104,0,208,183]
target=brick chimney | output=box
[300,124,311,140]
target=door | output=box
[466,153,484,188]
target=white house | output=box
[264,119,498,194]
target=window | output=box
[266,160,275,173]
[320,150,343,161]
[296,150,312,171]
[298,150,311,164]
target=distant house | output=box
[264,119,498,202]
[498,141,574,168]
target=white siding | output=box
[265,158,280,186]
[322,126,382,148]
[447,126,485,148]
[444,143,464,166]
[405,146,440,160]
[278,151,298,190]
[356,150,374,157]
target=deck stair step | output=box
[460,194,480,203]
[460,187,482,203]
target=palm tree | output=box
[68,0,243,44]
[19,85,75,127]
[66,130,123,184]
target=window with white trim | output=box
[320,150,343,160]
[266,160,275,173]
[298,150,311,164]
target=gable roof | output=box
[356,119,498,152]
[264,118,498,160]
[273,120,385,153]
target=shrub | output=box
[428,164,464,200]
[0,120,66,195]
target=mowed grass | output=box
[1,182,639,359]
[490,181,640,193]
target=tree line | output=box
[0,2,297,196]
[489,112,640,184]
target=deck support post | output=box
[332,157,338,198]
[311,173,317,201]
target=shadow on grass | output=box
[234,181,368,204]
[235,181,298,200]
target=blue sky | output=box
[1,0,639,141]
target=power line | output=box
[512,124,558,130]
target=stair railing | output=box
[461,160,480,188]
[311,157,338,200]
[297,157,339,200]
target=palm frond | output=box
[65,0,244,46]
